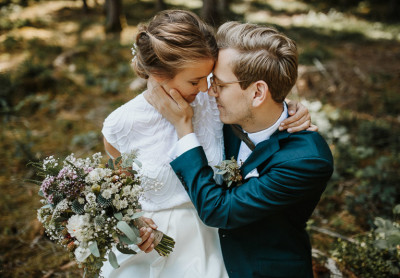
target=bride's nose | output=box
[199,78,208,93]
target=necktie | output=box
[230,124,256,151]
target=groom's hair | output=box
[216,22,298,103]
[132,10,217,79]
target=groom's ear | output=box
[252,81,269,107]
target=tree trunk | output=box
[218,0,230,22]
[156,0,166,11]
[202,0,220,27]
[105,0,122,33]
[82,0,89,13]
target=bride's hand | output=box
[279,100,318,133]
[137,217,157,253]
[146,77,194,138]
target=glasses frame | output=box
[209,75,249,93]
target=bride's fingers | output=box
[138,227,155,252]
[279,113,309,131]
[142,217,158,230]
[307,124,318,132]
[286,100,298,115]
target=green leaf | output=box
[374,217,386,229]
[387,232,400,246]
[114,212,123,221]
[117,221,138,243]
[38,190,44,197]
[375,239,388,250]
[118,234,135,245]
[41,204,52,209]
[128,170,137,176]
[114,156,122,166]
[89,241,100,257]
[108,250,120,269]
[108,158,114,170]
[116,244,137,255]
[131,211,144,219]
[393,204,400,215]
[133,159,142,168]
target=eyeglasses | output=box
[209,75,248,94]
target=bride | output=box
[101,10,312,278]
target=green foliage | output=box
[71,131,100,150]
[2,35,22,51]
[326,115,400,226]
[331,205,400,277]
[332,234,400,277]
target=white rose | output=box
[67,214,92,242]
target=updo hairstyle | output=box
[132,10,218,79]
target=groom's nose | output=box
[207,86,217,98]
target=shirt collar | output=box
[246,102,288,145]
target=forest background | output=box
[0,0,399,277]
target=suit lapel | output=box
[223,125,241,160]
[240,130,291,178]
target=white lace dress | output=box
[101,91,228,278]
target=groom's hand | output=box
[137,217,157,253]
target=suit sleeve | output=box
[170,146,333,229]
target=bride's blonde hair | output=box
[132,10,218,79]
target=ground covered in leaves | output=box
[1,0,399,277]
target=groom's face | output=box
[209,48,254,126]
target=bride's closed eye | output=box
[190,82,199,86]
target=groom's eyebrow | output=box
[212,73,223,83]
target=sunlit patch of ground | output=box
[7,0,84,22]
[238,0,400,41]
[0,52,28,72]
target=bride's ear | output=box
[152,75,165,83]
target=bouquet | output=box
[215,157,243,187]
[30,152,175,278]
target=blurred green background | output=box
[1,0,399,277]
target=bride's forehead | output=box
[176,59,215,78]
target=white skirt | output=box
[101,203,228,278]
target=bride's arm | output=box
[103,137,121,159]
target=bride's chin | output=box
[185,95,197,103]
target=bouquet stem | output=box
[134,218,175,257]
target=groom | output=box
[145,22,333,277]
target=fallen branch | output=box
[312,248,344,278]
[309,225,356,243]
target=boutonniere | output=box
[215,157,243,188]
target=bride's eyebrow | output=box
[189,75,208,82]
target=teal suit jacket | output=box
[170,125,334,278]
